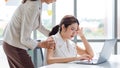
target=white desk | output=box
[39,55,120,68]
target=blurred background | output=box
[0,0,120,68]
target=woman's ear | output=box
[61,24,66,32]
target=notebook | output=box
[71,39,117,65]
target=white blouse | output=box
[44,33,77,65]
[52,33,77,57]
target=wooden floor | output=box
[0,45,9,68]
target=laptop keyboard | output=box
[70,59,98,64]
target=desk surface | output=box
[40,55,120,68]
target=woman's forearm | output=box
[80,35,94,58]
[47,57,76,64]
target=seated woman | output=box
[44,15,94,65]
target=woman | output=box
[45,15,94,64]
[2,0,56,68]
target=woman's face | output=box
[63,23,79,39]
[43,0,56,4]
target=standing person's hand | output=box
[38,37,55,49]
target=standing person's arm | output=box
[37,24,55,49]
[37,21,50,37]
[77,27,94,58]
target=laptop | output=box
[71,39,117,65]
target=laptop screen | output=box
[98,39,117,63]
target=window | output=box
[55,0,74,25]
[117,0,120,54]
[0,0,21,40]
[118,0,120,39]
[37,3,53,40]
[54,0,118,54]
[77,0,114,39]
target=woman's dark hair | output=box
[49,15,79,36]
[22,0,37,4]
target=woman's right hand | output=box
[77,26,84,37]
[76,54,92,61]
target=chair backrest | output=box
[27,40,44,68]
[34,47,44,67]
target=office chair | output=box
[27,40,44,68]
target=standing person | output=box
[2,0,56,68]
[45,15,94,64]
